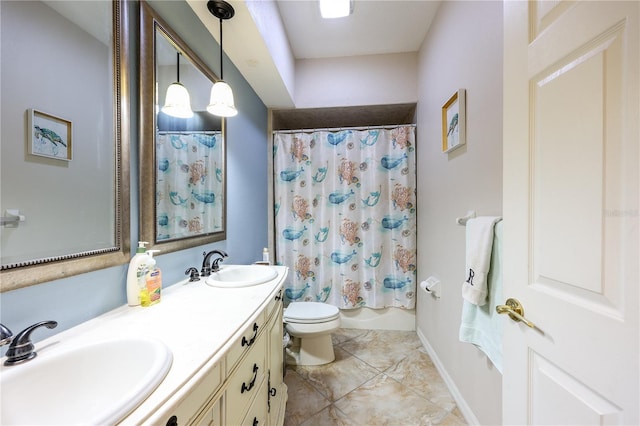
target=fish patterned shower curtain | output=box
[156,131,223,241]
[273,126,417,309]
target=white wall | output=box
[295,52,418,108]
[415,1,503,424]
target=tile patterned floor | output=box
[283,329,468,426]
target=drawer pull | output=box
[241,323,259,347]
[253,417,259,426]
[241,363,259,394]
[275,290,282,301]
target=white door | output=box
[502,1,639,424]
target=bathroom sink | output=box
[205,264,278,288]
[0,337,172,425]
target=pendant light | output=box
[206,0,238,117]
[162,52,194,119]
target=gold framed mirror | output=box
[139,1,226,254]
[0,0,130,291]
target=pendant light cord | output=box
[176,52,180,82]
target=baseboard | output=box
[416,327,480,426]
[339,307,415,330]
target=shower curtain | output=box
[273,126,417,310]
[156,131,223,241]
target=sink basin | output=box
[205,265,278,288]
[1,337,172,425]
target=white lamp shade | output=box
[162,82,194,118]
[207,80,238,117]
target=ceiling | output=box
[275,0,440,60]
[188,0,440,122]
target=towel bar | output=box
[456,210,476,226]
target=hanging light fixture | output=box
[162,52,194,119]
[206,0,238,117]
[319,0,353,19]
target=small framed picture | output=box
[442,89,466,153]
[28,109,72,161]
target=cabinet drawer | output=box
[240,378,268,426]
[226,311,266,374]
[192,396,221,426]
[169,363,222,425]
[226,333,266,425]
[265,288,283,321]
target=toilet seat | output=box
[284,302,339,324]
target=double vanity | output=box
[0,265,288,425]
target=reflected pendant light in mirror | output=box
[206,0,237,117]
[162,52,194,118]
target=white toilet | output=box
[284,302,341,366]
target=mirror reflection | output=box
[139,1,226,254]
[0,0,129,291]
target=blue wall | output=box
[0,0,268,342]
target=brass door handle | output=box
[496,298,536,328]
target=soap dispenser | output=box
[141,250,162,307]
[126,242,150,306]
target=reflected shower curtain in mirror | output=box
[156,131,223,241]
[274,126,417,309]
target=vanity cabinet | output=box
[164,286,286,426]
[226,287,286,426]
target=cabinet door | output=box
[267,298,286,425]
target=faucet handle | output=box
[0,323,13,346]
[185,267,200,282]
[4,320,57,366]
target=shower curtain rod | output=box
[157,130,221,135]
[272,123,416,135]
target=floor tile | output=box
[333,373,449,425]
[299,405,354,426]
[384,346,457,411]
[339,329,422,371]
[284,369,332,426]
[331,328,368,346]
[436,412,468,426]
[284,328,467,426]
[296,347,380,402]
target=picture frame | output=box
[28,109,72,161]
[442,89,466,153]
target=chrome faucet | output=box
[4,320,58,366]
[201,249,228,276]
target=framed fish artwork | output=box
[28,109,72,161]
[441,89,466,153]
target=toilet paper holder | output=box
[420,276,441,299]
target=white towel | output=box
[462,216,502,306]
[459,221,504,372]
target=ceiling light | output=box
[206,0,238,118]
[162,52,194,119]
[319,0,353,19]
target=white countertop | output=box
[1,265,287,425]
